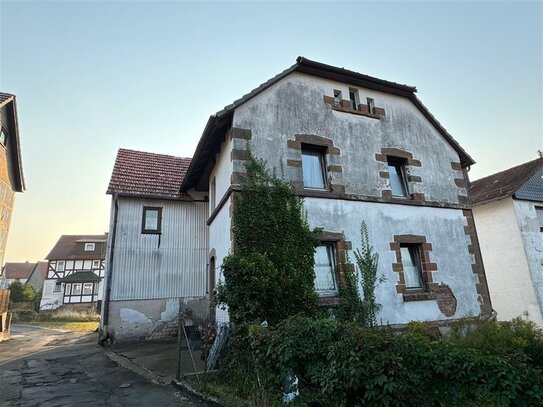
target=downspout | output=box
[99,194,119,345]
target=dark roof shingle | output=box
[469,158,543,205]
[107,149,191,199]
[2,262,35,280]
[46,235,108,260]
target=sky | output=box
[0,0,541,262]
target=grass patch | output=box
[28,321,99,332]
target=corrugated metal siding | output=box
[110,197,209,300]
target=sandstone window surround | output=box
[323,90,385,119]
[376,148,425,203]
[314,231,353,307]
[287,134,345,197]
[390,234,437,302]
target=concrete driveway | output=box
[0,324,211,406]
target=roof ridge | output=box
[118,148,192,161]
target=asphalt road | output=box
[0,324,211,406]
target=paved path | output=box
[0,325,211,406]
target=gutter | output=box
[99,194,119,345]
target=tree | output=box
[215,154,319,325]
[9,280,37,303]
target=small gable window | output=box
[302,145,327,189]
[349,88,359,110]
[367,98,375,114]
[387,157,409,198]
[142,207,162,234]
[84,243,95,251]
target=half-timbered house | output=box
[40,234,107,310]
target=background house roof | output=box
[46,234,108,260]
[2,262,35,281]
[107,148,192,200]
[182,56,475,190]
[0,92,25,192]
[34,261,48,282]
[469,157,543,205]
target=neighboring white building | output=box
[40,235,107,311]
[470,158,543,326]
[101,57,493,343]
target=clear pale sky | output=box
[0,1,541,262]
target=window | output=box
[64,283,71,295]
[387,157,409,197]
[348,88,359,110]
[57,261,65,272]
[53,281,62,292]
[72,283,82,295]
[142,207,162,234]
[84,243,95,251]
[301,145,327,189]
[314,244,338,296]
[333,89,342,106]
[82,283,93,295]
[367,98,375,114]
[400,245,424,289]
[536,207,543,232]
[92,260,100,269]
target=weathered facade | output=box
[40,235,107,310]
[0,93,25,269]
[102,58,493,342]
[101,149,208,342]
[470,158,543,326]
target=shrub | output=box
[11,309,39,322]
[9,280,37,303]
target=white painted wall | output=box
[40,280,63,310]
[472,198,543,325]
[304,198,480,324]
[208,137,233,215]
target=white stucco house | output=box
[470,157,543,326]
[100,57,493,343]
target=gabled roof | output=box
[181,56,475,190]
[469,158,543,205]
[0,92,25,192]
[107,148,192,200]
[2,262,35,281]
[46,234,108,261]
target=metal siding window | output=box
[388,161,408,197]
[401,246,424,289]
[314,244,338,296]
[536,207,543,232]
[302,148,326,189]
[142,207,162,234]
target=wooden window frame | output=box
[141,206,163,234]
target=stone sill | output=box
[331,105,384,120]
[403,290,436,302]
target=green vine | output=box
[215,153,319,325]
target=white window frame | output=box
[56,261,65,272]
[72,283,82,295]
[64,283,71,295]
[82,283,93,295]
[84,243,95,251]
[314,244,339,297]
[92,260,100,269]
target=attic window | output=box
[333,90,342,106]
[367,98,375,114]
[348,88,359,110]
[84,243,95,251]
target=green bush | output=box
[243,316,543,406]
[9,280,37,303]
